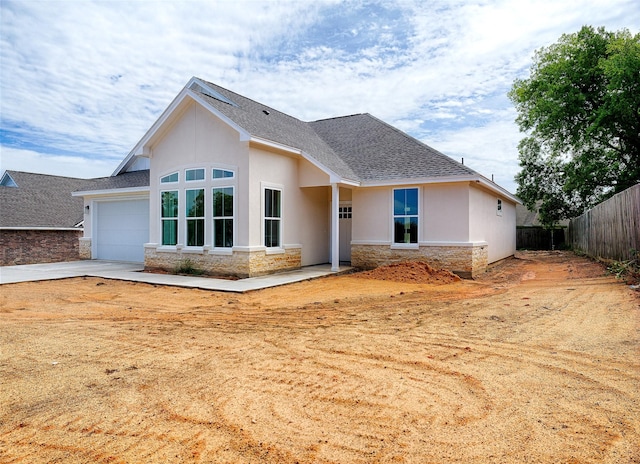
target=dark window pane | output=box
[394,217,418,244]
[409,216,418,243]
[265,188,281,218]
[162,220,177,245]
[214,218,233,247]
[223,188,233,216]
[161,191,178,218]
[265,219,280,247]
[187,219,204,246]
[186,189,204,217]
[213,190,222,217]
[273,190,281,217]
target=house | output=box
[0,170,87,265]
[74,77,518,278]
[516,203,567,250]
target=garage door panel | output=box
[96,199,149,262]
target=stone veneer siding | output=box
[1,229,83,266]
[79,237,92,259]
[351,244,488,279]
[144,245,302,278]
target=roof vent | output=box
[0,172,18,187]
[189,80,237,107]
[262,110,270,115]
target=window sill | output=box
[390,243,419,250]
[265,247,285,255]
[182,247,205,254]
[209,248,233,255]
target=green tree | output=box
[510,26,640,227]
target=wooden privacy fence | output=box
[568,184,640,261]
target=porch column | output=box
[331,182,340,271]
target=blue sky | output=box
[1,0,638,194]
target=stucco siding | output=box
[469,185,516,263]
[298,186,330,265]
[352,187,390,242]
[423,183,470,242]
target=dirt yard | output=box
[1,251,639,463]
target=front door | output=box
[339,202,352,263]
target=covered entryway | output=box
[95,199,149,262]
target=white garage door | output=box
[96,199,149,262]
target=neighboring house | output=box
[74,77,518,278]
[0,170,86,265]
[516,203,567,250]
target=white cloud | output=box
[0,146,117,179]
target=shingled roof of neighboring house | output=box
[0,170,88,228]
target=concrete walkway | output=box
[0,260,351,292]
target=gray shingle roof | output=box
[76,170,149,192]
[195,78,480,183]
[309,114,477,182]
[196,79,358,180]
[0,171,87,228]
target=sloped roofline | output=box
[113,77,346,183]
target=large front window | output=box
[264,188,281,248]
[161,191,178,245]
[393,188,418,244]
[186,188,204,246]
[213,187,234,247]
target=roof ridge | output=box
[311,113,368,123]
[5,170,89,181]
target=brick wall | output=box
[0,229,83,266]
[351,244,488,278]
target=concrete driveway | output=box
[0,260,144,285]
[0,260,349,292]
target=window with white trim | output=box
[161,190,178,245]
[264,188,281,248]
[213,187,234,247]
[497,199,503,216]
[186,188,205,246]
[185,168,205,182]
[160,172,178,183]
[213,168,234,179]
[393,188,418,244]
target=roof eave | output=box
[72,186,150,197]
[0,226,83,231]
[361,175,520,203]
